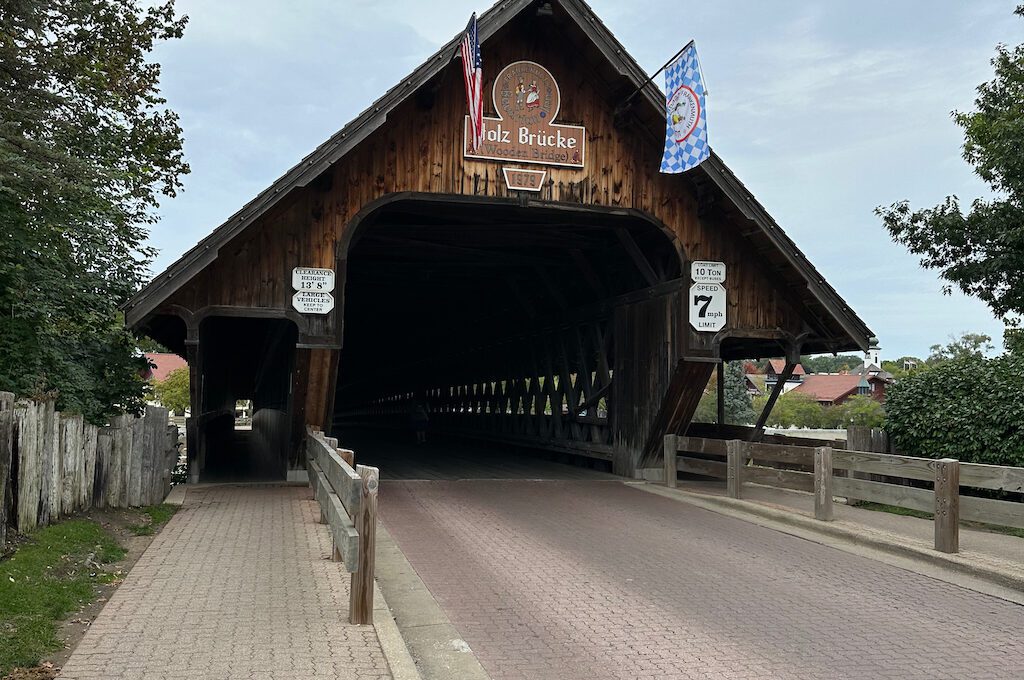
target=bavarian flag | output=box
[660,43,709,173]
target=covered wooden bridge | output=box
[125,0,871,482]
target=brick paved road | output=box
[381,480,1024,680]
[59,486,391,680]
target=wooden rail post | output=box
[350,464,379,625]
[726,439,745,498]
[0,393,14,547]
[663,434,678,488]
[934,458,960,553]
[814,446,834,521]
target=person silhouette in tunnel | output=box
[410,398,429,444]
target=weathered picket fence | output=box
[0,393,179,545]
[304,426,379,625]
[660,434,1024,554]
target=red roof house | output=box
[763,359,806,394]
[793,374,875,406]
[143,352,187,382]
[766,359,806,377]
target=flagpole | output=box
[615,39,695,116]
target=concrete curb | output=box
[164,484,187,505]
[631,482,1024,603]
[373,524,491,680]
[373,580,423,680]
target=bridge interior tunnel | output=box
[332,197,685,472]
[196,316,297,481]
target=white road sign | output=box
[691,260,726,284]
[292,290,335,315]
[689,282,727,332]
[292,267,335,292]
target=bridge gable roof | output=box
[125,0,872,353]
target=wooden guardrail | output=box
[304,426,379,625]
[662,434,1024,554]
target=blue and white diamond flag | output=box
[660,43,709,173]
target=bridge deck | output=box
[381,478,1024,680]
[336,428,618,481]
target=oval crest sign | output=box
[464,60,585,169]
[668,84,701,143]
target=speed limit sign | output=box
[689,282,727,332]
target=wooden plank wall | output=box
[166,33,805,334]
[337,316,616,460]
[160,17,812,430]
[0,397,180,545]
[610,290,713,474]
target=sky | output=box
[147,0,1024,361]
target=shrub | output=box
[754,391,824,428]
[885,355,1024,466]
[824,395,886,429]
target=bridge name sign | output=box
[464,61,585,169]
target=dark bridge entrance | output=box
[333,195,691,475]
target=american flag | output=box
[459,13,483,151]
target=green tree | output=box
[136,336,172,354]
[885,355,1024,466]
[880,356,926,380]
[877,6,1024,324]
[753,391,824,429]
[826,395,885,428]
[927,332,993,365]
[690,362,754,425]
[1006,328,1024,356]
[152,367,190,415]
[0,1,188,423]
[799,354,862,374]
[692,388,717,424]
[722,361,754,425]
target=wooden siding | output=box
[160,15,811,433]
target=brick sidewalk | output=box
[381,480,1024,680]
[59,485,391,680]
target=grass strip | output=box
[0,521,125,674]
[126,504,178,536]
[857,501,1024,538]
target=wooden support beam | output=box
[934,459,960,553]
[663,435,678,489]
[568,383,610,419]
[814,446,834,521]
[727,439,746,498]
[638,359,716,469]
[615,228,659,287]
[505,279,537,319]
[750,361,795,442]
[363,234,564,267]
[569,249,608,299]
[534,266,569,311]
[716,364,725,425]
